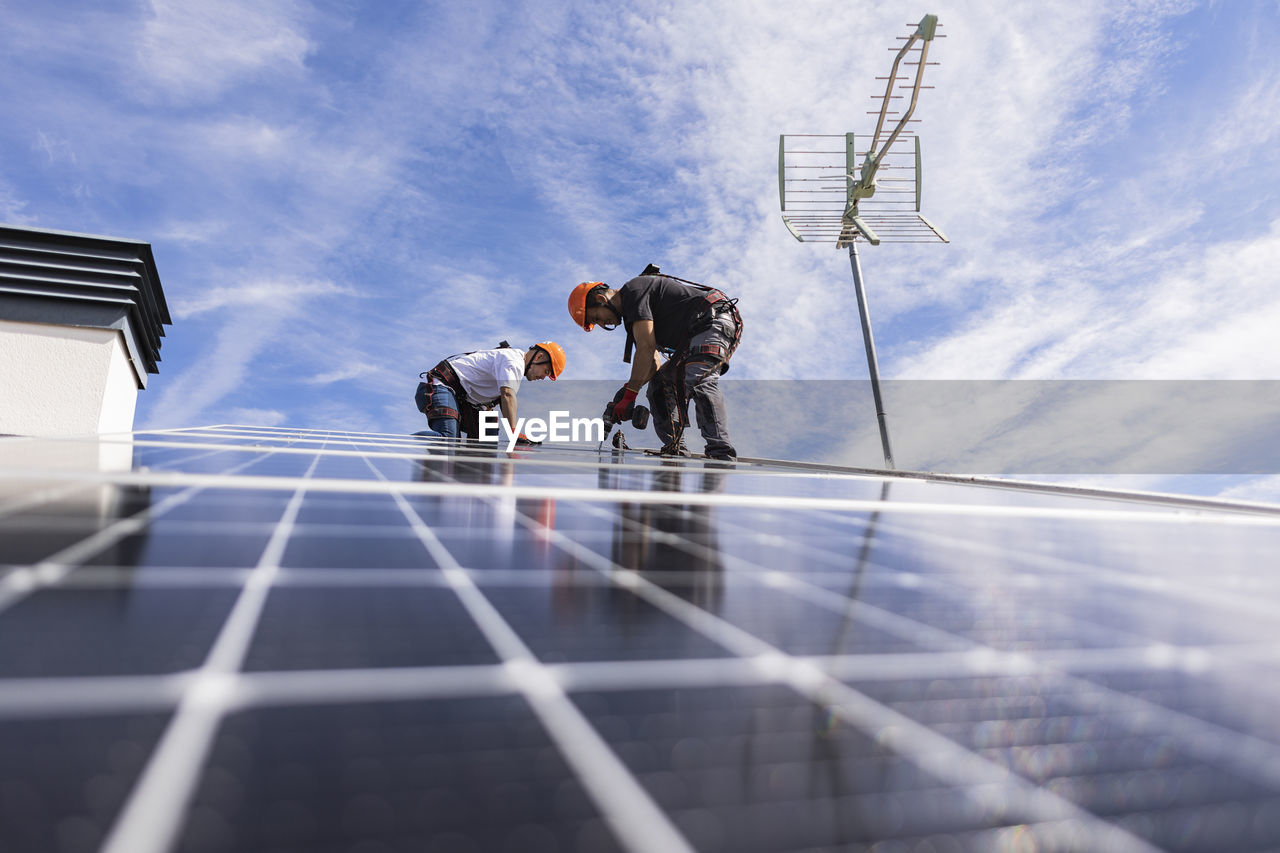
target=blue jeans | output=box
[413,381,460,439]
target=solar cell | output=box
[2,425,1279,853]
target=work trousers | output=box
[647,311,738,459]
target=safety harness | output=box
[416,341,514,432]
[621,265,744,368]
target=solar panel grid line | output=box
[684,508,1280,797]
[496,498,1171,851]
[96,427,1192,507]
[562,496,1211,657]
[776,550,1194,654]
[558,496,973,653]
[517,510,780,657]
[230,664,519,709]
[7,428,1280,851]
[273,565,457,586]
[99,449,323,853]
[19,462,1274,528]
[1041,671,1280,792]
[553,488,1280,708]
[116,428,1280,521]
[21,566,255,588]
[765,572,1002,651]
[189,423,440,443]
[1025,642,1277,674]
[4,636,1276,724]
[124,435,458,459]
[0,447,295,615]
[794,681,1168,853]
[133,443,272,470]
[0,479,97,519]
[861,513,1280,621]
[0,672,192,718]
[813,597,1280,795]
[621,496,1280,784]
[133,425,233,435]
[371,457,699,853]
[0,487,191,615]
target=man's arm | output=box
[625,320,659,390]
[498,386,518,434]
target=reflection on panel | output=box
[1,426,1279,853]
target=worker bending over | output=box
[568,266,742,460]
[415,341,565,442]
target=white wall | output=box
[0,318,139,435]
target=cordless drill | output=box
[600,399,650,447]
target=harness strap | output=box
[624,285,739,364]
[426,359,467,401]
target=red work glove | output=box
[611,386,638,422]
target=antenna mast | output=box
[778,13,947,468]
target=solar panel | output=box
[3,425,1280,853]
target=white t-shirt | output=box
[446,348,524,405]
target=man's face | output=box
[584,303,617,330]
[526,350,554,380]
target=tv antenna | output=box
[778,13,946,468]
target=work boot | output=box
[659,440,691,458]
[705,445,737,461]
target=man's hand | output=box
[610,385,638,422]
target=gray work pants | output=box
[647,312,739,458]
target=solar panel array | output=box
[3,425,1280,853]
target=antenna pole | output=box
[848,241,894,469]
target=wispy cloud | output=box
[304,363,380,385]
[5,0,1280,482]
[134,0,313,102]
[174,278,353,320]
[0,178,31,224]
[225,407,287,427]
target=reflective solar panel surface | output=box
[2,425,1280,853]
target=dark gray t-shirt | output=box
[617,275,709,351]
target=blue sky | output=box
[3,0,1280,496]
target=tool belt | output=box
[663,289,743,375]
[416,359,479,433]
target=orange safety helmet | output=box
[567,281,607,331]
[532,341,566,380]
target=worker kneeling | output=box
[568,265,742,460]
[414,341,565,445]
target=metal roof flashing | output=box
[0,224,171,381]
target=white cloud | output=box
[225,408,288,427]
[34,131,77,165]
[174,278,353,320]
[144,278,355,427]
[10,0,1280,456]
[142,311,288,428]
[304,363,379,385]
[471,1,1213,384]
[136,0,312,102]
[1216,475,1280,505]
[0,178,31,224]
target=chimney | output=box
[0,224,172,435]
